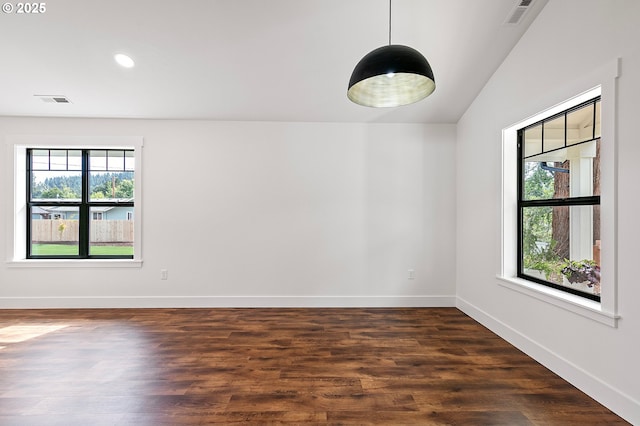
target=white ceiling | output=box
[0,0,547,123]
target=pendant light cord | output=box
[388,0,392,45]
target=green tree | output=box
[522,162,558,272]
[40,186,80,199]
[115,179,134,198]
[90,173,134,199]
[524,162,554,199]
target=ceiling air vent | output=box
[504,0,535,25]
[35,95,72,104]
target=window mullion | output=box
[26,149,33,258]
[520,196,600,208]
[517,130,524,280]
[78,150,90,258]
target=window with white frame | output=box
[500,59,620,327]
[518,97,601,302]
[6,135,143,265]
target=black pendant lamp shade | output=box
[348,44,435,107]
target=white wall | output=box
[455,0,640,423]
[0,119,456,307]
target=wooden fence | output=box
[32,220,134,243]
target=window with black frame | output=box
[27,149,135,259]
[518,97,601,301]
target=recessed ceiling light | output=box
[114,53,135,68]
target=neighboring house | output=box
[33,205,133,221]
[31,206,51,220]
[42,206,79,220]
[91,206,134,221]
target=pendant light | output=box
[347,0,435,107]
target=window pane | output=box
[567,102,595,146]
[524,124,542,157]
[523,161,555,200]
[90,150,107,170]
[68,150,82,170]
[125,151,135,171]
[524,140,599,200]
[90,172,135,201]
[543,115,565,152]
[32,150,49,170]
[90,207,134,256]
[108,150,125,171]
[522,158,570,201]
[594,100,601,138]
[30,207,79,256]
[522,205,554,280]
[50,150,67,170]
[592,138,601,197]
[31,170,82,201]
[522,205,600,298]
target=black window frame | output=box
[517,96,601,302]
[26,148,135,260]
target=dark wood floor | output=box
[0,308,627,425]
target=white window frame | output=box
[5,135,143,268]
[499,60,619,327]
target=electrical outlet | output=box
[160,269,168,280]
[408,269,415,280]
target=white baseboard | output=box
[0,295,457,309]
[456,296,640,425]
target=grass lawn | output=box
[31,244,133,256]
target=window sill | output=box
[6,259,143,268]
[497,275,619,328]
